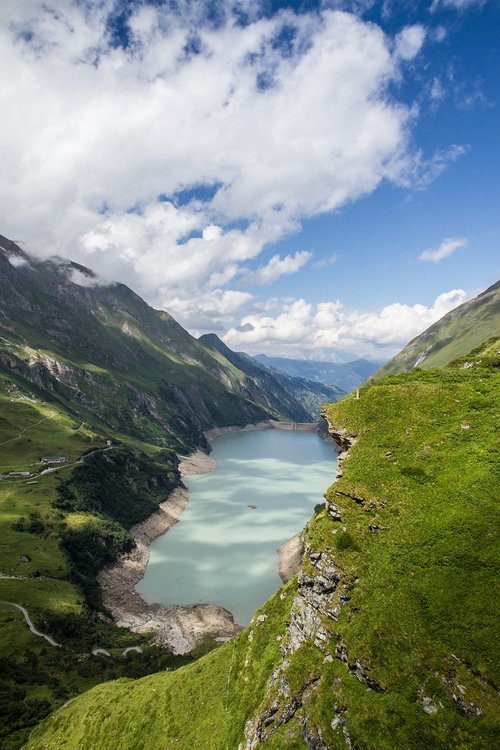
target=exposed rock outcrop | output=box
[239,418,383,750]
[277,534,303,584]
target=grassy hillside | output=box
[25,339,500,750]
[371,281,500,380]
[0,374,204,749]
[24,583,296,750]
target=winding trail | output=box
[0,598,143,656]
[0,415,53,447]
[0,600,61,647]
[1,446,145,657]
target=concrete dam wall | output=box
[269,420,318,432]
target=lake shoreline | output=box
[97,449,239,654]
[98,420,319,653]
[98,423,277,653]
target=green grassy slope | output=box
[24,583,295,750]
[25,340,500,750]
[0,376,201,749]
[371,281,500,380]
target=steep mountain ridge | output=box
[370,280,500,380]
[199,333,345,419]
[0,236,312,452]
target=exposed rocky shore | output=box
[97,451,240,654]
[277,534,303,583]
[98,422,316,654]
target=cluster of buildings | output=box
[1,456,67,480]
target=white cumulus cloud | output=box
[245,251,312,285]
[394,25,426,61]
[0,0,472,353]
[419,236,468,263]
[223,288,472,358]
[0,0,461,319]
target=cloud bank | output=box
[0,0,467,356]
[223,289,472,359]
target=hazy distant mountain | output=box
[199,334,344,420]
[254,354,381,392]
[371,280,500,380]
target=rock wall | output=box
[239,420,361,750]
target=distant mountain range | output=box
[200,334,345,418]
[371,280,500,380]
[254,353,381,392]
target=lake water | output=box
[136,429,337,625]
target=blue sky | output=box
[0,0,498,360]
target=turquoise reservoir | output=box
[136,429,337,624]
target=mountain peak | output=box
[0,233,30,263]
[371,280,500,379]
[198,332,230,353]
